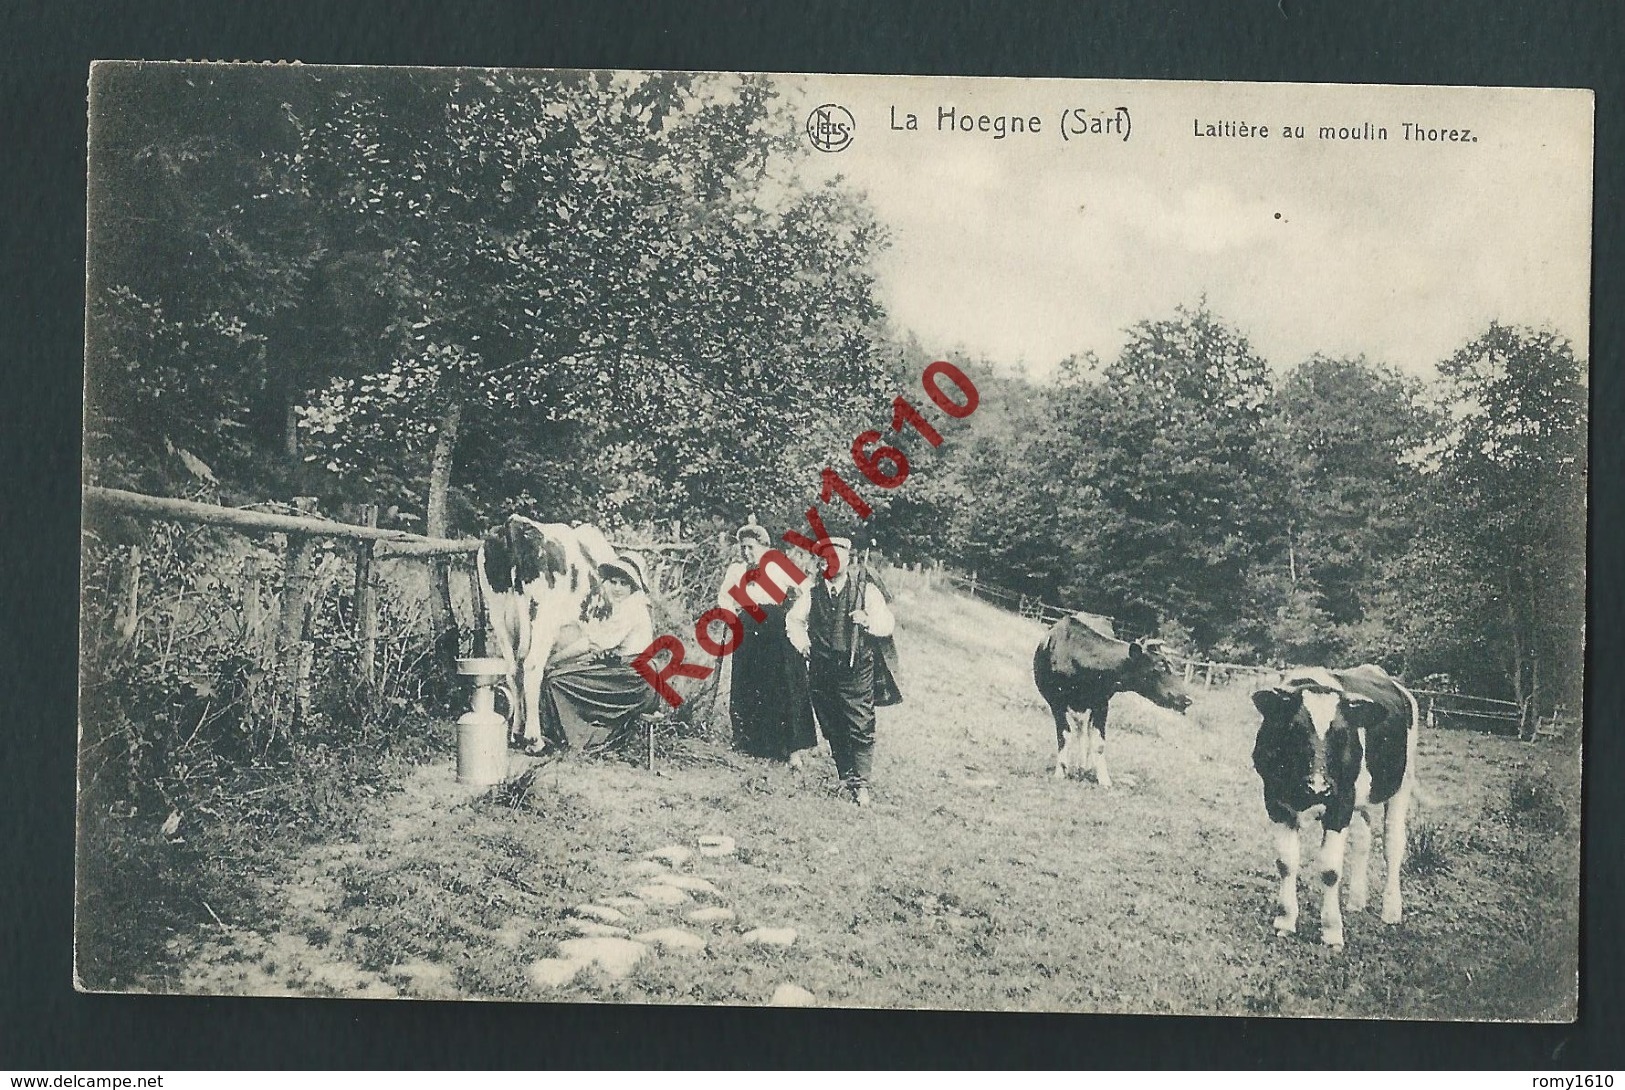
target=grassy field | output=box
[144,577,1579,1019]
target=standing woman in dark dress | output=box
[717,524,819,765]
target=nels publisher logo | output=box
[806,104,855,153]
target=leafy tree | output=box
[1274,355,1440,655]
[283,69,893,532]
[1066,304,1288,648]
[84,65,336,494]
[1418,323,1586,711]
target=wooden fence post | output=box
[295,641,317,722]
[243,554,262,646]
[969,572,978,598]
[1183,662,1194,685]
[278,498,321,723]
[1204,663,1215,689]
[117,543,142,642]
[354,504,379,687]
[467,561,486,657]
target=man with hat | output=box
[535,550,658,752]
[785,535,899,806]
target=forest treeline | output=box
[85,64,1586,713]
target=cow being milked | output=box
[476,516,618,749]
[1033,614,1191,787]
[1250,665,1419,948]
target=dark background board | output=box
[1,0,1619,1070]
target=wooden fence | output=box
[83,486,694,724]
[928,566,1275,688]
[87,496,1559,746]
[932,568,1150,636]
[1176,658,1276,689]
[919,556,1569,736]
[1406,688,1576,742]
[88,487,477,692]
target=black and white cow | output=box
[1033,613,1192,786]
[476,516,618,747]
[1251,665,1420,948]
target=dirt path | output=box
[170,579,1579,1017]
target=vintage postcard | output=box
[78,63,1590,1020]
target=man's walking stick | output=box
[850,546,871,668]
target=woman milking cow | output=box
[476,521,660,756]
[530,550,663,753]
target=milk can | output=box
[455,657,510,786]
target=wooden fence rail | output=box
[86,485,698,702]
[84,486,700,561]
[84,486,484,554]
[1410,688,1527,736]
[922,561,1553,730]
[936,568,1152,639]
[85,486,485,707]
[1177,658,1276,688]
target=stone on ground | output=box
[389,958,457,997]
[620,860,669,879]
[697,835,736,857]
[656,874,720,895]
[686,906,736,926]
[645,845,694,867]
[557,937,647,979]
[742,927,798,947]
[570,903,629,925]
[601,896,647,912]
[769,983,817,1007]
[636,927,707,955]
[567,920,631,938]
[492,916,534,950]
[526,958,582,989]
[633,883,691,906]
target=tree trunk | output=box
[284,400,300,462]
[426,399,462,539]
[1506,577,1528,731]
[1529,647,1541,736]
[425,398,464,684]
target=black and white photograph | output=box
[76,63,1590,1020]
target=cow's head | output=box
[1251,669,1386,800]
[1119,639,1193,714]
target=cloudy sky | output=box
[787,74,1592,380]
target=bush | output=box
[1503,769,1572,836]
[1405,819,1454,877]
[75,513,452,989]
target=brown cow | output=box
[1033,614,1191,786]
